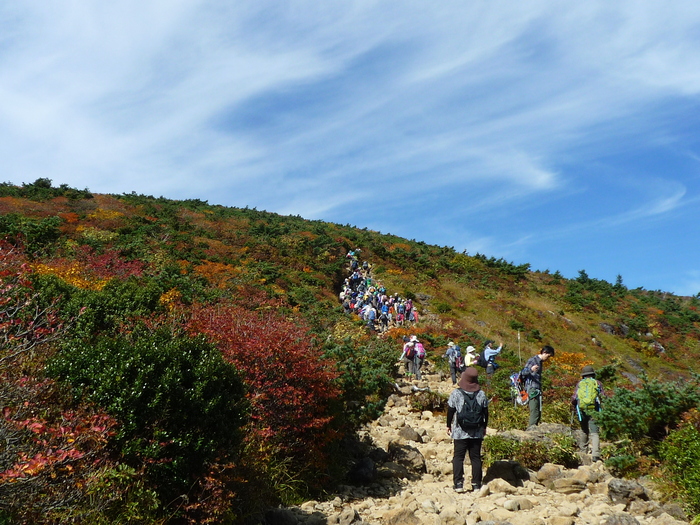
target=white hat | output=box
[447,341,455,347]
[410,335,418,342]
[466,346,476,354]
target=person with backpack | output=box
[481,340,502,376]
[446,367,489,493]
[443,341,463,385]
[399,337,415,376]
[411,336,426,380]
[571,365,604,462]
[520,345,555,427]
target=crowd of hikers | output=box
[339,249,605,493]
[339,250,419,332]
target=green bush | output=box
[597,376,700,441]
[47,328,247,504]
[435,302,452,314]
[488,401,530,431]
[660,412,700,515]
[322,338,396,425]
[410,391,448,412]
[0,214,62,255]
[484,433,578,470]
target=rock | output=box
[556,501,580,516]
[388,442,426,475]
[420,499,439,514]
[550,517,575,525]
[377,461,410,479]
[368,446,389,463]
[552,478,586,494]
[648,513,691,525]
[503,499,520,511]
[515,497,535,510]
[608,478,648,507]
[338,507,359,525]
[304,513,328,525]
[263,507,299,525]
[377,413,395,426]
[381,507,421,525]
[650,341,666,354]
[628,499,660,515]
[486,478,518,494]
[658,502,688,521]
[600,322,616,335]
[347,457,376,484]
[600,514,641,525]
[398,425,423,443]
[536,463,563,482]
[483,460,529,486]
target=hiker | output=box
[443,342,463,385]
[571,365,604,462]
[520,345,555,427]
[366,305,377,331]
[447,367,488,493]
[411,335,426,380]
[399,337,415,376]
[482,340,502,375]
[464,346,477,367]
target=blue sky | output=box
[2,2,700,295]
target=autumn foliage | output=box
[188,302,342,466]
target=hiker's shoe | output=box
[471,483,482,492]
[592,456,601,462]
[454,484,465,493]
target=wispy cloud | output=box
[2,2,700,293]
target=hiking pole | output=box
[517,331,522,367]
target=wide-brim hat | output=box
[447,341,455,347]
[465,346,476,354]
[458,367,480,392]
[581,365,596,377]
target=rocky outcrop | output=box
[262,373,689,525]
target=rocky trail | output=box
[263,370,691,525]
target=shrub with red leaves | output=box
[188,302,341,466]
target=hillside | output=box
[1,178,700,523]
[2,179,698,380]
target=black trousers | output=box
[452,438,483,487]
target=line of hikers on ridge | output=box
[339,249,419,332]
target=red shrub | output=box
[187,302,341,464]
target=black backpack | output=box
[405,344,415,360]
[475,353,488,368]
[456,390,484,431]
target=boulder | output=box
[388,442,426,475]
[381,508,421,525]
[347,457,376,484]
[551,478,586,494]
[483,460,529,487]
[608,478,648,508]
[398,425,423,443]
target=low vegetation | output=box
[2,179,700,522]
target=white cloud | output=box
[2,2,700,293]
